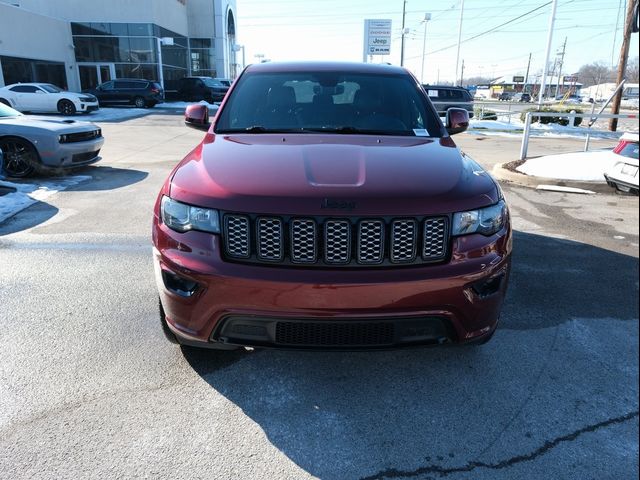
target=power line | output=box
[405,1,552,60]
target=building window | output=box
[1,55,66,88]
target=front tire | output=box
[0,137,38,178]
[133,96,146,108]
[57,99,76,115]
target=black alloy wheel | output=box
[57,99,76,115]
[0,138,38,178]
[134,96,146,108]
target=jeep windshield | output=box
[215,71,443,137]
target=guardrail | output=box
[519,111,639,160]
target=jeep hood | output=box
[170,134,499,216]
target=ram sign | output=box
[363,19,392,60]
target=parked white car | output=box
[604,132,639,194]
[0,83,99,115]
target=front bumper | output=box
[38,136,105,168]
[76,101,100,112]
[153,222,512,349]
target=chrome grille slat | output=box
[358,220,384,264]
[324,220,351,264]
[222,214,449,266]
[391,219,417,263]
[224,215,250,258]
[423,218,448,259]
[257,217,283,261]
[291,219,317,263]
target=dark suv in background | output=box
[177,77,231,103]
[84,79,164,108]
[422,85,474,118]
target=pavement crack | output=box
[359,410,639,480]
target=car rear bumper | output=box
[153,222,512,349]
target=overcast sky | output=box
[235,0,639,83]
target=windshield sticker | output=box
[427,90,439,97]
[413,129,429,136]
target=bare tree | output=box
[626,56,639,83]
[577,61,616,87]
[463,76,494,86]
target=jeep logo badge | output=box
[321,199,356,210]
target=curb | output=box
[492,162,613,194]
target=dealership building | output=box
[0,0,238,92]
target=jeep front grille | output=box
[222,213,449,267]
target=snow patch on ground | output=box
[468,119,632,139]
[0,176,90,224]
[29,102,219,123]
[516,150,617,182]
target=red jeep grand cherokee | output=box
[152,62,511,350]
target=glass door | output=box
[78,64,115,90]
[79,65,98,91]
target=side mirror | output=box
[445,108,469,135]
[184,104,210,131]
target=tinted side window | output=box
[101,81,115,91]
[113,81,126,89]
[10,85,39,93]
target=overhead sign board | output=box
[512,76,525,83]
[363,19,392,59]
[562,75,578,83]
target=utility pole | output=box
[555,36,567,97]
[524,52,532,93]
[454,0,465,87]
[460,59,465,86]
[609,0,637,131]
[538,0,558,108]
[400,0,407,66]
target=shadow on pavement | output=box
[66,165,148,191]
[0,202,58,236]
[183,231,639,479]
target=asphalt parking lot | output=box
[1,113,638,480]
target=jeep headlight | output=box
[160,196,220,233]
[452,200,507,236]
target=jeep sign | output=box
[363,19,392,60]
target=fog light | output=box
[472,272,505,298]
[161,270,199,297]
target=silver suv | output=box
[422,85,474,118]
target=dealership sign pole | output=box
[363,19,392,62]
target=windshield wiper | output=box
[243,125,269,133]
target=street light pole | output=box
[400,0,407,66]
[454,0,465,86]
[538,0,558,108]
[420,13,431,83]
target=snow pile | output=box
[0,175,90,224]
[468,118,633,139]
[468,119,522,131]
[516,150,617,182]
[32,108,149,123]
[621,98,639,110]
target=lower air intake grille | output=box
[275,321,395,346]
